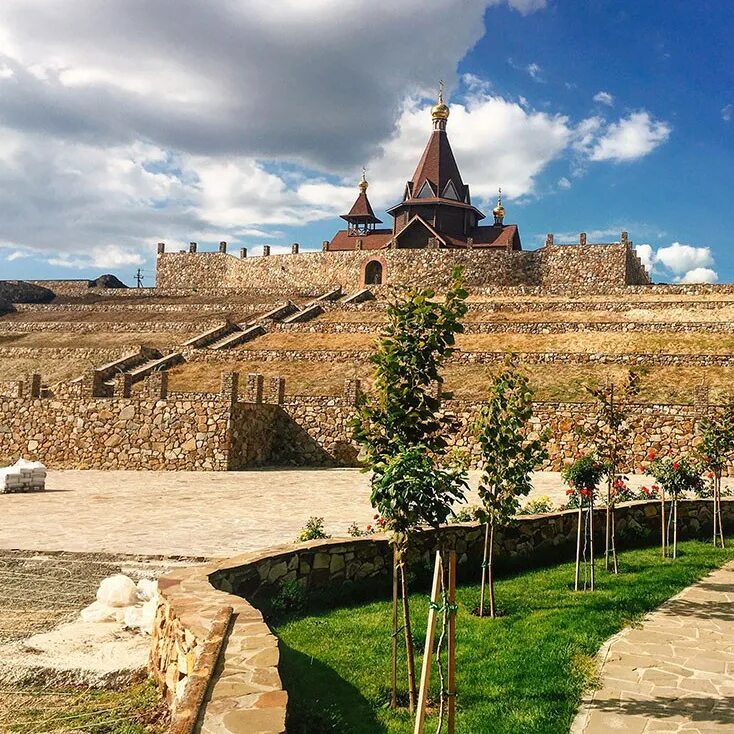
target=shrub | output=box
[518,496,555,515]
[296,517,331,542]
[450,504,484,522]
[270,579,307,618]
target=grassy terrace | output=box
[275,540,734,734]
[167,359,734,403]
[238,330,734,354]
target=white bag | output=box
[96,574,139,608]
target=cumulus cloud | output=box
[634,242,718,284]
[587,112,671,162]
[678,267,718,284]
[0,1,674,269]
[593,91,614,106]
[722,104,733,122]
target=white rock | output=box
[80,601,117,623]
[136,578,157,602]
[96,575,138,608]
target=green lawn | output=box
[275,539,734,734]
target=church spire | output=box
[493,187,505,226]
[431,80,450,131]
[341,169,382,235]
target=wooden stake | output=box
[447,551,457,734]
[400,561,417,712]
[672,498,678,560]
[590,494,595,591]
[414,552,442,734]
[661,489,667,558]
[391,545,398,709]
[479,521,489,617]
[574,505,583,591]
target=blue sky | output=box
[0,0,732,285]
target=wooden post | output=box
[575,505,583,591]
[479,522,489,617]
[414,552,443,734]
[391,545,399,708]
[447,551,457,734]
[672,498,678,559]
[661,489,667,558]
[590,493,595,591]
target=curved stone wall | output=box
[151,499,733,733]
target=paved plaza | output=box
[0,468,587,557]
[573,561,734,734]
[0,469,728,557]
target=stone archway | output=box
[362,257,386,286]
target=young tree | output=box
[563,454,605,591]
[475,359,548,618]
[353,269,468,712]
[696,399,734,548]
[648,456,704,559]
[583,372,640,573]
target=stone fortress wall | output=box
[154,236,651,295]
[1,368,729,473]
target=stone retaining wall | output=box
[274,320,734,335]
[0,321,212,333]
[199,347,734,369]
[152,498,734,733]
[155,243,650,295]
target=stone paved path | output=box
[0,469,724,558]
[572,562,734,734]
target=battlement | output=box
[154,237,651,296]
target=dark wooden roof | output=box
[328,229,393,251]
[341,190,382,224]
[409,129,468,203]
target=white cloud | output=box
[722,104,733,122]
[48,244,144,270]
[587,112,671,162]
[634,243,654,272]
[655,242,713,274]
[526,63,542,81]
[5,249,30,261]
[593,91,614,106]
[634,242,718,284]
[507,0,547,13]
[557,176,572,189]
[677,267,718,284]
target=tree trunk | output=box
[391,545,398,709]
[590,493,595,591]
[661,490,667,558]
[575,504,583,591]
[399,558,417,712]
[611,507,618,574]
[488,520,496,618]
[717,475,726,548]
[479,521,490,617]
[605,476,611,571]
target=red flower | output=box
[672,462,680,470]
[648,449,657,460]
[373,514,379,520]
[366,524,372,531]
[707,472,714,479]
[580,488,591,497]
[566,489,574,496]
[652,484,659,491]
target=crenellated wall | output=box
[155,242,651,295]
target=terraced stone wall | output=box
[155,242,651,295]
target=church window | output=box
[416,181,434,198]
[442,180,460,200]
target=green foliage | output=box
[648,457,704,498]
[296,516,331,542]
[275,540,734,734]
[369,446,465,538]
[562,453,605,506]
[450,504,484,523]
[697,398,734,476]
[475,359,548,527]
[582,372,640,505]
[353,269,469,541]
[518,495,555,515]
[271,579,308,619]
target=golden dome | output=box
[493,188,505,219]
[358,167,368,192]
[431,80,450,121]
[431,101,450,120]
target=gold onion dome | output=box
[493,188,505,218]
[432,80,450,120]
[358,167,368,192]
